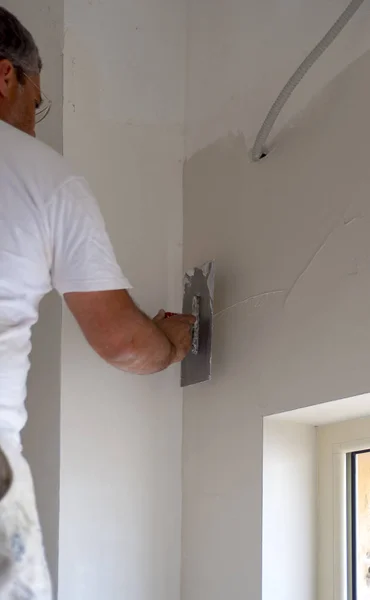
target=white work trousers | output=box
[0,441,52,599]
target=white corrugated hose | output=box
[252,0,366,161]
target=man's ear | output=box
[0,60,15,99]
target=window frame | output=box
[318,419,370,600]
[348,449,370,600]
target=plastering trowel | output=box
[180,260,215,388]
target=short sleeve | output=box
[47,177,131,294]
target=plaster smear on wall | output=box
[182,50,370,600]
[185,48,370,320]
[187,55,370,411]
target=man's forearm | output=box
[64,289,188,375]
[108,311,177,374]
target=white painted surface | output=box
[263,419,316,600]
[317,417,370,600]
[183,6,370,600]
[0,1,63,593]
[273,393,370,426]
[60,1,185,599]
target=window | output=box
[318,417,370,600]
[349,450,370,600]
[263,397,370,600]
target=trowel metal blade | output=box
[181,260,215,388]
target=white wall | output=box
[263,419,317,600]
[0,1,64,593]
[182,2,370,599]
[185,0,370,157]
[60,1,186,599]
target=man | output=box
[0,7,194,598]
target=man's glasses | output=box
[23,72,52,124]
[35,90,52,124]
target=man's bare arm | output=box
[64,289,192,375]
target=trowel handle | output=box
[165,300,200,356]
[191,296,200,355]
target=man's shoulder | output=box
[0,121,76,193]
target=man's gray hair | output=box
[0,7,42,77]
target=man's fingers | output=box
[179,314,196,324]
[153,309,166,322]
[155,312,195,325]
[164,312,195,323]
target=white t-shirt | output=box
[0,121,131,445]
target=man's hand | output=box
[154,310,195,364]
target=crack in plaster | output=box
[214,290,286,319]
[214,216,365,319]
[284,215,363,306]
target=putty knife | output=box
[181,260,215,388]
